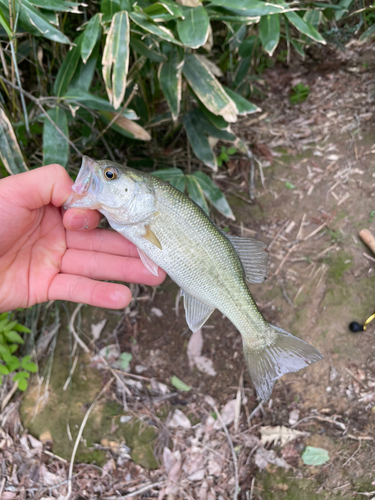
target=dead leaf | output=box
[151,379,170,395]
[183,449,206,480]
[194,356,217,376]
[163,448,182,496]
[151,307,163,317]
[187,329,217,376]
[167,409,191,429]
[255,447,291,470]
[91,319,106,340]
[260,426,307,447]
[214,399,236,429]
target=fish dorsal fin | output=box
[181,290,215,333]
[143,225,162,249]
[226,234,269,284]
[137,248,159,277]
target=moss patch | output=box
[20,331,158,468]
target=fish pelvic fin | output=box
[243,324,323,401]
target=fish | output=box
[64,156,323,400]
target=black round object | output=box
[349,321,364,333]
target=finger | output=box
[66,227,139,258]
[2,164,73,210]
[63,208,102,231]
[61,249,166,285]
[49,274,132,308]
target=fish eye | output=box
[104,167,118,180]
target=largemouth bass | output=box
[65,156,323,400]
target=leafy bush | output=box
[0,0,331,217]
[0,312,37,391]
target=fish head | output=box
[64,156,157,224]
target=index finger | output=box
[66,227,139,258]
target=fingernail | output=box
[69,213,88,230]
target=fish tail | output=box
[242,324,323,401]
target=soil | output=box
[2,40,375,499]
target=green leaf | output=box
[21,355,38,373]
[208,0,286,16]
[102,10,130,110]
[177,6,210,49]
[187,175,209,214]
[4,331,24,344]
[0,364,9,375]
[0,344,9,355]
[303,10,321,28]
[193,171,235,219]
[69,42,99,92]
[64,89,115,111]
[284,11,326,44]
[130,12,180,45]
[290,38,305,58]
[81,13,102,63]
[335,0,354,20]
[223,86,260,115]
[8,344,18,354]
[3,321,17,332]
[54,36,83,96]
[28,0,82,12]
[16,0,71,44]
[285,181,295,189]
[183,111,217,170]
[360,24,375,42]
[13,371,30,391]
[99,111,151,140]
[0,313,8,321]
[227,147,237,155]
[183,54,237,123]
[13,324,32,333]
[159,50,182,121]
[144,1,184,21]
[43,107,69,168]
[198,103,229,130]
[171,375,191,392]
[4,354,20,371]
[130,37,167,62]
[0,107,28,174]
[120,352,132,371]
[190,109,236,141]
[259,14,280,56]
[0,8,12,37]
[302,446,329,466]
[101,0,130,16]
[153,168,186,192]
[239,36,257,58]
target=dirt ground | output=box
[2,41,375,499]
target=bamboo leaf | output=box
[159,50,182,121]
[69,42,99,92]
[81,13,102,63]
[285,10,326,43]
[183,111,217,170]
[171,375,191,391]
[130,12,180,45]
[208,0,286,16]
[101,0,131,16]
[43,107,69,168]
[153,168,186,192]
[193,171,234,219]
[144,1,184,21]
[99,111,151,140]
[54,36,82,97]
[0,108,28,174]
[28,0,83,12]
[102,10,130,109]
[259,14,280,56]
[0,8,11,37]
[177,6,210,49]
[130,37,167,62]
[223,86,260,115]
[360,23,375,41]
[183,53,237,122]
[64,89,114,111]
[190,108,236,141]
[186,175,209,214]
[16,0,71,44]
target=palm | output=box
[0,165,165,313]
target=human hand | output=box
[0,164,166,313]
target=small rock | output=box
[288,409,300,426]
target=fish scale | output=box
[64,156,324,401]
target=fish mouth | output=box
[64,156,101,210]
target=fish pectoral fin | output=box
[143,225,162,250]
[181,290,215,333]
[227,234,269,284]
[137,248,159,277]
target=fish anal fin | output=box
[137,248,159,277]
[143,225,162,250]
[227,234,269,284]
[181,290,215,333]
